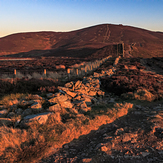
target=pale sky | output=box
[0,0,163,38]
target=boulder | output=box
[74,80,82,89]
[31,102,42,112]
[80,101,88,109]
[21,108,32,117]
[21,100,35,106]
[21,112,54,126]
[88,90,97,96]
[60,100,73,109]
[31,94,43,100]
[7,112,15,118]
[46,93,54,98]
[64,90,77,98]
[10,104,17,112]
[48,97,58,104]
[83,98,92,106]
[76,89,87,95]
[48,94,68,104]
[65,81,74,88]
[57,94,69,102]
[49,103,61,112]
[15,108,23,115]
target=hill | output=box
[0,24,163,58]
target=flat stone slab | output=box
[23,112,53,125]
[23,112,53,120]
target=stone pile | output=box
[0,56,121,128]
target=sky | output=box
[0,0,163,38]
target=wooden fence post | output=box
[122,42,124,57]
[76,69,78,76]
[117,44,118,56]
[44,69,46,78]
[85,66,87,73]
[14,69,16,78]
[67,68,70,79]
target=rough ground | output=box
[38,58,163,163]
[0,56,163,163]
[40,102,163,163]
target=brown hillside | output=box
[0,24,163,58]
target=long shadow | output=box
[39,102,163,163]
[143,57,163,76]
[3,44,118,59]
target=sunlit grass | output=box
[0,93,27,107]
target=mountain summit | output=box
[0,24,163,58]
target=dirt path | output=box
[103,25,110,43]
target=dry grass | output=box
[0,102,133,162]
[0,93,27,107]
[0,126,46,163]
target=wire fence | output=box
[0,42,124,80]
[0,55,112,80]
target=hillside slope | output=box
[0,24,163,58]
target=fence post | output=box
[14,69,16,78]
[117,44,119,56]
[122,42,124,57]
[67,68,70,79]
[85,66,87,73]
[44,69,46,78]
[76,69,78,76]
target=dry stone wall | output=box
[0,56,121,127]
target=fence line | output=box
[0,55,112,80]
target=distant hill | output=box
[0,24,163,58]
